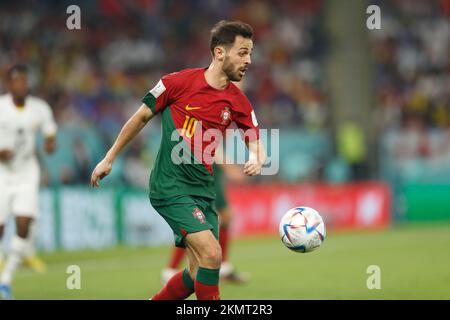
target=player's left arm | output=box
[40,101,58,154]
[244,139,266,176]
[233,94,266,176]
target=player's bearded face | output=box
[222,55,243,82]
[222,36,253,82]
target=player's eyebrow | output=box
[238,47,253,53]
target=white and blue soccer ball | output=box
[279,207,326,253]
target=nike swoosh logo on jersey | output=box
[185,104,201,110]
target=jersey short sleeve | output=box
[142,72,184,114]
[233,95,260,143]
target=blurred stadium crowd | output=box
[0,0,449,187]
[373,0,450,184]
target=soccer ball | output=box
[279,207,326,253]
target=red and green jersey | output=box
[142,68,259,200]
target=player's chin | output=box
[230,72,243,82]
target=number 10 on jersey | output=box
[180,115,198,138]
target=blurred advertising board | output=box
[401,184,450,221]
[226,183,392,236]
[18,183,391,252]
[33,188,172,251]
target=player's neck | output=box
[204,63,230,90]
[12,96,26,109]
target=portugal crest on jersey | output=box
[221,107,231,125]
[192,208,206,224]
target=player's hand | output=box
[44,136,56,154]
[243,159,262,176]
[90,158,113,187]
[0,149,14,162]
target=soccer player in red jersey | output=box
[162,81,250,285]
[91,20,265,300]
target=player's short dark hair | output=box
[7,64,28,81]
[210,20,253,56]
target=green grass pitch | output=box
[12,222,450,299]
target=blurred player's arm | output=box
[214,145,246,183]
[221,162,247,183]
[243,139,266,176]
[91,104,154,187]
[41,101,58,154]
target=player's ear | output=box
[214,46,226,62]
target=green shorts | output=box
[150,195,219,248]
[214,182,228,211]
[213,164,228,211]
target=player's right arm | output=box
[90,104,154,187]
[0,119,14,162]
[91,72,183,187]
